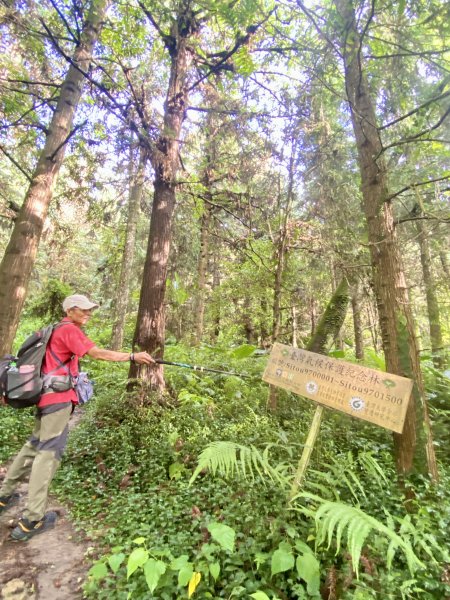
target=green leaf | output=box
[294,541,314,555]
[271,547,295,576]
[169,461,186,480]
[178,565,194,586]
[170,555,190,570]
[132,537,146,545]
[89,562,108,580]
[207,522,236,552]
[328,350,345,358]
[230,344,256,359]
[209,562,220,580]
[144,558,166,593]
[108,552,126,574]
[127,547,149,579]
[296,553,321,595]
[250,592,271,600]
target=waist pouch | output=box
[42,374,74,393]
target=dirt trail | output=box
[0,409,91,600]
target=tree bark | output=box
[129,12,199,394]
[0,0,108,355]
[334,0,438,480]
[110,145,147,350]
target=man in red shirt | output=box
[0,294,154,541]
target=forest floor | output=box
[0,409,90,600]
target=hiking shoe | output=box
[0,493,20,514]
[10,511,57,541]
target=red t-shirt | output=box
[38,318,96,408]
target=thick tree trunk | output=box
[110,145,147,350]
[130,15,198,394]
[0,0,108,355]
[335,0,438,480]
[415,217,445,368]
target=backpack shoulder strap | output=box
[45,321,75,376]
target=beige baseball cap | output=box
[62,294,99,311]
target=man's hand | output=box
[87,346,155,364]
[133,352,154,365]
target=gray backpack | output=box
[2,323,73,409]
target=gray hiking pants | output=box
[0,403,72,521]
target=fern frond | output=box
[357,452,389,486]
[189,441,288,487]
[295,494,425,576]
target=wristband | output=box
[130,352,135,363]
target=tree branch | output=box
[137,1,173,51]
[47,121,87,162]
[48,0,80,45]
[0,144,33,182]
[380,105,450,153]
[187,9,276,93]
[380,88,450,130]
[386,175,450,202]
[4,78,60,88]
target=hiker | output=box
[0,294,154,541]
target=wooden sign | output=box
[263,343,413,433]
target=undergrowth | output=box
[1,343,449,599]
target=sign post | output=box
[263,343,414,496]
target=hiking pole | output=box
[154,359,252,379]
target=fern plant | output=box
[189,440,289,486]
[190,441,441,577]
[291,492,435,576]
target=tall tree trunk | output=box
[0,0,108,355]
[310,296,317,337]
[130,12,199,394]
[351,282,364,360]
[110,145,147,350]
[194,202,212,345]
[211,249,221,343]
[415,217,445,368]
[269,153,295,411]
[335,0,438,480]
[271,154,295,344]
[291,305,298,348]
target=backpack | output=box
[0,323,74,409]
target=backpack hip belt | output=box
[42,374,74,394]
